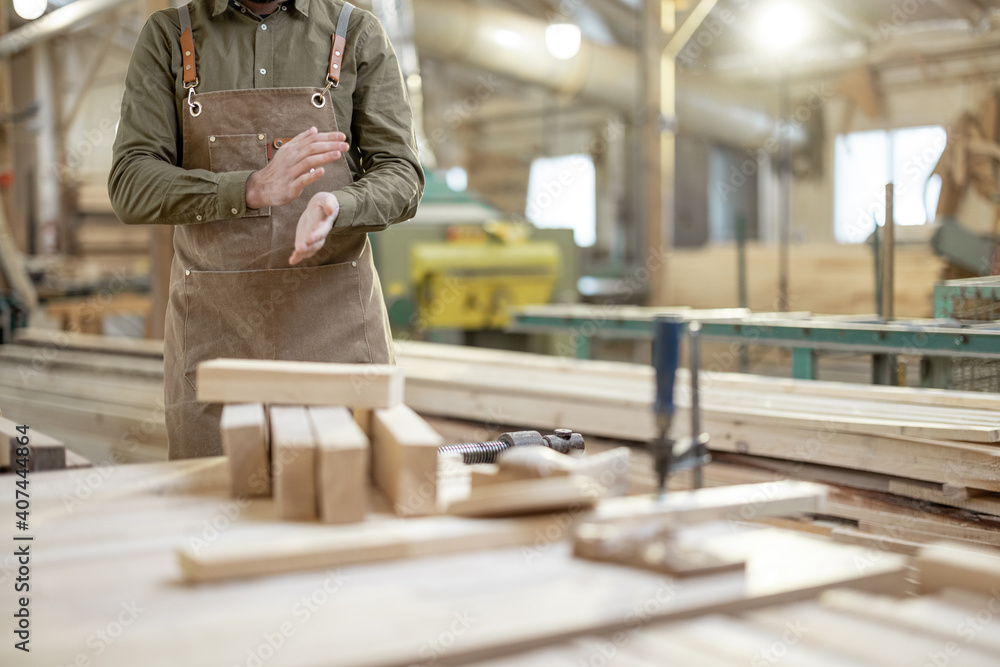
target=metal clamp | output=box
[186,85,202,118]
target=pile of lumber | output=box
[397,342,1000,552]
[198,358,439,523]
[663,242,944,317]
[5,328,1000,552]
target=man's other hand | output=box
[245,127,349,209]
[289,192,340,265]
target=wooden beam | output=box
[269,406,317,521]
[642,0,675,306]
[447,476,601,518]
[309,406,368,524]
[585,481,828,525]
[370,404,442,517]
[220,403,270,498]
[196,359,404,408]
[915,542,1000,594]
[177,513,557,584]
[1,417,64,471]
[664,0,718,59]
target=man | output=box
[109,0,423,459]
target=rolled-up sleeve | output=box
[108,13,252,226]
[333,17,424,234]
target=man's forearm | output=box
[109,154,252,226]
[332,157,423,234]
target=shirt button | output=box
[231,208,239,215]
[261,24,267,30]
[281,5,286,9]
[240,7,246,12]
[260,68,266,75]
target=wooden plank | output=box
[220,403,270,499]
[586,481,828,526]
[916,542,1000,595]
[178,513,558,584]
[370,404,442,517]
[310,406,369,525]
[447,476,602,518]
[269,406,317,521]
[197,358,403,408]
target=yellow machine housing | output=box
[410,236,561,330]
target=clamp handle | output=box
[653,317,683,419]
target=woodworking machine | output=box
[651,317,711,497]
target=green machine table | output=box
[508,304,1000,389]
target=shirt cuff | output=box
[332,189,357,230]
[218,170,254,219]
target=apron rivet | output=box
[185,51,191,57]
[333,64,339,69]
[185,65,192,70]
[231,208,239,215]
[352,261,357,268]
[210,136,216,142]
[258,134,264,140]
[335,51,341,56]
[185,270,191,276]
[196,215,203,221]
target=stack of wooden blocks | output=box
[197,358,444,522]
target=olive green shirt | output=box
[109,0,423,232]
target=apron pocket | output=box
[182,267,276,390]
[268,260,373,364]
[209,133,271,218]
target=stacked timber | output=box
[4,328,1000,551]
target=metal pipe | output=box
[883,183,895,321]
[412,0,808,150]
[0,0,135,59]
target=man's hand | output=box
[289,192,340,265]
[245,127,349,209]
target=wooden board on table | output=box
[586,481,828,526]
[220,403,270,498]
[0,457,915,667]
[310,406,368,524]
[269,406,317,521]
[370,403,442,517]
[197,358,404,408]
[447,476,602,518]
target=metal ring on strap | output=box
[187,86,202,117]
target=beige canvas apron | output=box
[164,2,393,459]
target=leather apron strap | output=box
[328,2,354,86]
[178,4,197,88]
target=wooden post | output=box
[310,406,369,524]
[642,0,675,306]
[270,406,318,521]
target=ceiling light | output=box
[545,23,582,61]
[753,2,810,53]
[13,0,47,20]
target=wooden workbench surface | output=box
[0,460,910,666]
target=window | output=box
[834,125,946,243]
[525,154,597,247]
